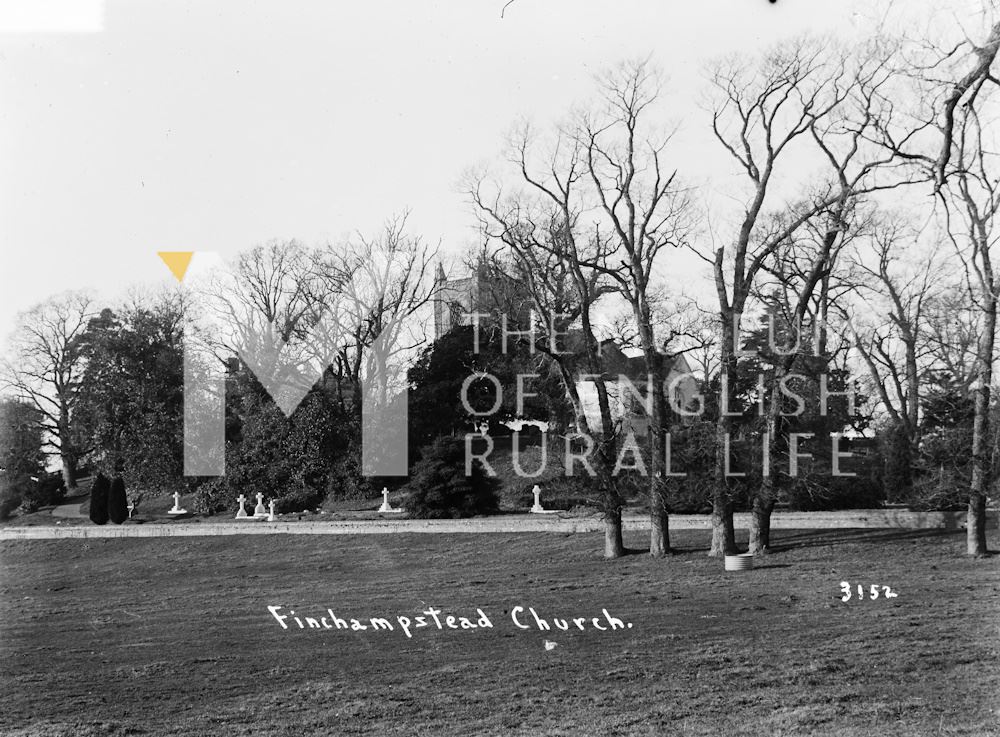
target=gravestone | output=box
[235,494,249,519]
[378,487,401,513]
[530,485,545,513]
[253,492,268,519]
[167,491,187,515]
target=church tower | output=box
[432,263,478,339]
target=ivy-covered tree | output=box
[76,296,185,494]
[196,369,364,514]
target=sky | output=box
[0,0,925,344]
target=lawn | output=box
[1,529,998,736]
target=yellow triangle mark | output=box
[158,252,194,282]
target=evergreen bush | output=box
[88,474,110,525]
[107,476,128,524]
[273,485,325,514]
[402,437,500,519]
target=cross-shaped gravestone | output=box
[253,492,268,518]
[530,484,546,513]
[267,500,276,522]
[167,491,187,515]
[235,493,248,519]
[378,486,401,513]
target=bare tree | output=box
[469,133,628,558]
[205,239,321,394]
[923,285,982,394]
[676,310,721,383]
[473,61,697,557]
[836,215,941,450]
[201,217,439,421]
[697,37,902,555]
[930,16,1000,184]
[2,292,97,490]
[846,3,1000,554]
[309,214,441,415]
[938,96,1000,556]
[897,4,1000,555]
[580,59,698,556]
[746,201,873,554]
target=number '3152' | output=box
[839,582,898,601]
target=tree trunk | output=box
[592,381,626,559]
[641,337,670,557]
[762,499,775,548]
[710,315,738,557]
[710,500,737,556]
[967,299,996,556]
[60,452,77,491]
[749,495,776,554]
[604,507,625,559]
[649,485,670,557]
[560,362,626,559]
[967,493,987,557]
[749,373,781,555]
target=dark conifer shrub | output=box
[402,437,500,519]
[89,474,110,525]
[108,476,128,524]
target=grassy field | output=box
[1,528,998,736]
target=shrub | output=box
[480,434,566,503]
[660,422,722,514]
[326,452,374,501]
[88,474,110,525]
[660,474,716,514]
[0,472,21,520]
[906,466,967,512]
[905,425,975,511]
[0,471,64,517]
[36,473,66,506]
[879,423,913,503]
[510,476,598,512]
[0,399,46,512]
[785,473,884,511]
[193,477,230,515]
[220,381,342,510]
[403,437,500,519]
[107,476,128,524]
[273,484,325,514]
[17,496,41,514]
[0,494,19,521]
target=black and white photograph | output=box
[1,1,999,735]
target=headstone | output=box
[378,487,401,513]
[267,500,276,522]
[253,492,268,518]
[127,502,134,519]
[235,493,248,519]
[530,484,545,513]
[167,491,187,515]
